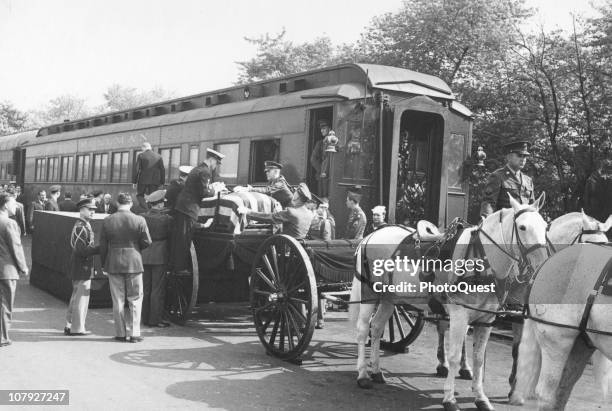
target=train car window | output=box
[92,153,109,182]
[111,152,129,182]
[75,154,90,182]
[159,147,181,181]
[214,143,239,181]
[189,145,199,167]
[47,157,60,182]
[61,156,74,182]
[249,139,280,183]
[35,158,47,182]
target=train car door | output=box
[306,107,333,197]
[12,148,25,186]
[387,98,446,227]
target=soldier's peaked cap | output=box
[49,185,61,193]
[206,148,225,161]
[179,165,194,175]
[145,189,166,204]
[76,198,97,210]
[504,140,531,155]
[317,119,330,128]
[264,161,282,170]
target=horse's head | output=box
[547,211,610,249]
[480,193,549,280]
[507,193,549,274]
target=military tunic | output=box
[480,165,535,216]
[345,205,367,240]
[250,176,293,208]
[249,206,314,239]
[165,179,184,210]
[68,218,100,281]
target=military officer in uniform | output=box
[480,140,535,218]
[234,161,293,208]
[479,139,535,395]
[64,198,99,336]
[310,119,333,197]
[344,186,367,240]
[170,148,224,272]
[45,185,61,211]
[141,190,173,327]
[165,165,193,210]
[237,183,314,240]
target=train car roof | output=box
[0,129,38,150]
[34,63,472,142]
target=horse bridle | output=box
[478,208,548,280]
[546,228,608,254]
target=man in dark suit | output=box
[59,192,78,212]
[29,189,46,232]
[132,142,165,209]
[170,148,224,272]
[45,185,61,211]
[64,198,99,336]
[6,188,26,235]
[141,190,173,327]
[97,193,118,214]
[0,193,28,347]
[100,193,152,342]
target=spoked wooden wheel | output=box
[250,235,318,360]
[380,304,425,353]
[165,242,199,325]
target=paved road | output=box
[1,238,608,410]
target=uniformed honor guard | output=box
[480,140,535,217]
[165,165,193,210]
[141,190,172,327]
[64,198,100,336]
[344,186,367,240]
[100,193,152,342]
[235,161,293,208]
[238,183,315,240]
[170,148,224,272]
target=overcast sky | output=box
[0,0,604,112]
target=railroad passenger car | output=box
[19,63,474,232]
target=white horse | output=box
[510,215,612,410]
[433,212,612,394]
[349,194,549,411]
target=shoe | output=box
[69,331,91,336]
[315,320,324,330]
[63,327,71,335]
[129,336,144,343]
[0,341,12,347]
[114,336,127,342]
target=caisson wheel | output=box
[380,304,425,353]
[165,242,199,325]
[250,235,318,360]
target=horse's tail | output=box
[510,318,540,405]
[348,243,363,327]
[593,351,612,400]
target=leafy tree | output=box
[29,94,90,127]
[0,101,29,135]
[101,84,176,112]
[236,29,356,83]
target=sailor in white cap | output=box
[371,205,387,230]
[170,148,225,272]
[166,165,194,210]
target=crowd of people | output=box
[0,137,394,346]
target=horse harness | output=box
[525,243,612,348]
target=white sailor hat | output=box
[145,189,166,204]
[178,165,194,175]
[206,148,225,162]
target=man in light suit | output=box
[100,193,152,342]
[0,193,29,347]
[132,142,165,209]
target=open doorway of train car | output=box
[394,111,443,226]
[306,107,333,197]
